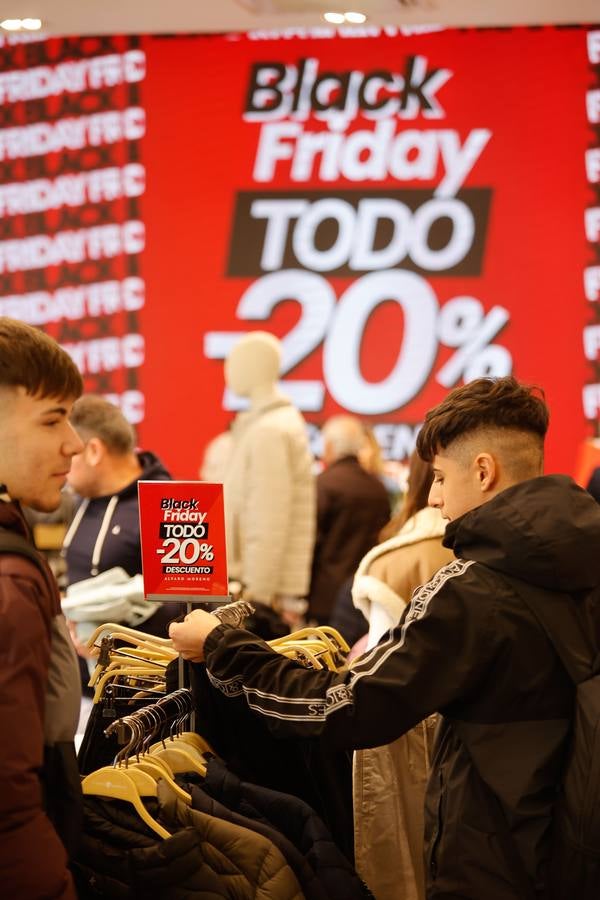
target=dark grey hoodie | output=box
[64,450,170,585]
[62,451,180,639]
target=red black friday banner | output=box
[0,25,597,477]
[138,480,228,600]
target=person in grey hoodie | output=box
[62,394,176,649]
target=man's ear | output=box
[84,436,106,466]
[474,452,497,493]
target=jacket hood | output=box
[444,474,600,592]
[352,506,447,621]
[117,450,171,499]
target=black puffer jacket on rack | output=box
[189,661,354,861]
[188,780,328,900]
[73,783,304,899]
[199,758,372,900]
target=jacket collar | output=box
[0,496,33,541]
[326,455,361,468]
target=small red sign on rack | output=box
[138,481,228,601]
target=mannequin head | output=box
[225,332,282,406]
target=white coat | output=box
[224,398,316,604]
[351,505,453,900]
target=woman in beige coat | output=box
[350,453,454,900]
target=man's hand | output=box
[67,618,97,659]
[169,609,221,662]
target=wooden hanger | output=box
[270,626,350,670]
[314,624,351,653]
[275,642,325,669]
[100,632,177,658]
[150,745,207,778]
[85,622,175,649]
[106,713,193,805]
[126,758,192,805]
[92,667,166,703]
[149,736,207,764]
[88,648,169,690]
[110,647,170,664]
[81,766,171,839]
[175,732,215,756]
[149,690,217,757]
[93,660,163,684]
[292,640,338,670]
[271,626,336,651]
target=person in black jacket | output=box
[309,415,390,623]
[170,376,600,900]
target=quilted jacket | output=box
[224,397,315,603]
[74,780,304,899]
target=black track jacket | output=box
[202,475,600,899]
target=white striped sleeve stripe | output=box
[349,558,476,685]
[206,558,475,723]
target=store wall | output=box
[0,24,598,477]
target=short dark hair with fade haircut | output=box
[70,394,136,455]
[416,376,549,462]
[0,317,83,399]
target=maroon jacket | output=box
[309,456,390,621]
[0,499,80,900]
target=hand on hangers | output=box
[67,618,98,659]
[169,609,221,662]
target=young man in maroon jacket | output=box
[0,318,84,900]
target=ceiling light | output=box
[344,11,367,23]
[323,12,345,24]
[1,17,42,31]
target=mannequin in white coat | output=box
[225,331,282,410]
[223,332,316,618]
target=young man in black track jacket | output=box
[170,376,600,900]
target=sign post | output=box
[138,480,229,696]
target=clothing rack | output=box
[75,632,364,898]
[105,688,195,757]
[77,616,350,776]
